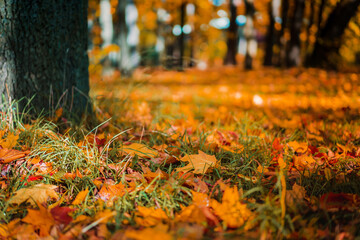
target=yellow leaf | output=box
[211,186,253,229]
[8,184,59,206]
[121,143,158,158]
[72,189,89,205]
[0,132,19,149]
[176,151,218,174]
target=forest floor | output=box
[1,67,360,239]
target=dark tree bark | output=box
[179,2,186,69]
[305,0,315,53]
[264,0,276,66]
[286,0,305,67]
[0,0,90,120]
[244,0,256,70]
[307,0,360,68]
[275,0,289,66]
[316,0,326,37]
[224,0,238,65]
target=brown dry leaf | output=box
[121,143,158,158]
[135,206,168,227]
[0,148,28,164]
[176,151,218,174]
[0,132,19,149]
[72,189,89,205]
[8,183,59,206]
[286,183,306,207]
[22,204,55,237]
[125,224,172,240]
[211,186,254,229]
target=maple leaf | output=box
[135,206,168,227]
[0,132,19,149]
[176,151,218,174]
[72,189,89,205]
[8,184,59,206]
[22,204,55,237]
[211,186,254,229]
[121,143,158,158]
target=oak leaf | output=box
[8,184,59,206]
[176,151,218,174]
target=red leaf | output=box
[50,206,74,225]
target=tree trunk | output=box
[100,0,114,47]
[224,0,238,65]
[286,0,305,67]
[117,0,131,76]
[244,0,256,70]
[275,0,289,66]
[0,0,90,120]
[179,2,186,69]
[307,0,360,68]
[263,0,276,66]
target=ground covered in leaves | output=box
[1,67,360,239]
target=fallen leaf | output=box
[121,143,158,158]
[22,204,55,237]
[98,182,126,201]
[211,186,254,229]
[0,148,28,164]
[8,183,59,206]
[287,141,308,154]
[125,224,172,240]
[135,206,168,227]
[50,206,74,225]
[0,132,19,149]
[72,189,89,205]
[176,151,218,174]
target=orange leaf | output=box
[176,151,218,174]
[0,148,27,164]
[135,206,168,227]
[22,204,55,237]
[72,189,89,205]
[98,183,126,201]
[211,186,253,229]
